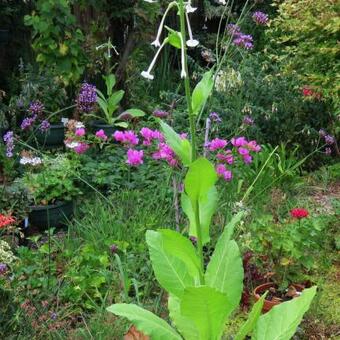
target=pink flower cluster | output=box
[126,149,144,166]
[95,129,108,141]
[113,130,139,146]
[206,136,261,181]
[140,127,164,146]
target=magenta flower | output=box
[95,129,108,141]
[238,147,249,156]
[113,130,139,146]
[247,140,261,152]
[140,127,155,146]
[153,142,178,167]
[217,151,234,165]
[216,164,232,181]
[74,142,90,154]
[231,137,248,147]
[75,128,86,137]
[243,154,253,164]
[113,130,125,142]
[126,149,144,166]
[208,138,228,151]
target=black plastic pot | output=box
[28,200,74,230]
[34,123,65,147]
[0,30,9,44]
[91,121,116,136]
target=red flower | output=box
[302,87,313,97]
[290,208,309,219]
[0,214,15,228]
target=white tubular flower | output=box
[141,38,169,80]
[151,2,176,47]
[218,0,226,5]
[185,11,199,47]
[185,0,197,13]
[143,0,157,3]
[179,34,187,78]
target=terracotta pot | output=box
[253,282,305,313]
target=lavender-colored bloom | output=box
[77,83,97,113]
[227,24,241,37]
[252,11,269,25]
[243,115,254,125]
[209,112,222,123]
[3,131,15,158]
[50,312,57,320]
[325,147,332,155]
[324,134,335,145]
[153,109,169,118]
[39,120,50,132]
[21,114,37,130]
[0,263,7,275]
[233,34,254,49]
[29,101,44,115]
[319,129,326,137]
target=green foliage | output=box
[24,0,87,85]
[253,286,317,340]
[268,0,340,106]
[191,71,214,116]
[22,154,81,205]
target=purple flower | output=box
[29,101,44,115]
[231,137,248,147]
[77,83,97,113]
[242,115,254,126]
[3,131,15,158]
[319,129,326,137]
[252,11,269,25]
[153,109,169,118]
[209,112,222,123]
[243,154,253,164]
[126,149,144,166]
[113,130,139,146]
[39,120,50,132]
[227,23,254,49]
[227,24,241,37]
[0,263,7,275]
[152,143,177,167]
[324,135,335,145]
[75,128,86,137]
[325,147,332,155]
[216,164,232,181]
[21,114,37,130]
[50,312,57,320]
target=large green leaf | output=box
[118,108,146,119]
[104,73,116,96]
[159,120,192,166]
[168,295,199,340]
[205,212,244,314]
[184,158,217,206]
[181,186,218,245]
[180,286,230,340]
[107,90,124,114]
[107,304,182,340]
[158,229,201,279]
[146,230,196,298]
[235,292,267,340]
[252,286,317,340]
[191,71,214,115]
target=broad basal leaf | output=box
[235,292,267,340]
[146,230,196,298]
[159,120,192,166]
[252,286,317,340]
[180,286,230,340]
[119,108,146,118]
[191,71,214,115]
[107,304,182,340]
[168,294,199,340]
[205,212,244,314]
[184,158,217,207]
[159,229,201,279]
[181,186,218,245]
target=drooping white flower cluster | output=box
[142,0,199,80]
[19,156,43,166]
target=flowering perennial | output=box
[76,83,97,112]
[227,24,254,50]
[0,214,15,228]
[126,149,144,166]
[3,131,15,157]
[29,100,45,115]
[252,11,269,25]
[290,208,309,219]
[113,130,139,146]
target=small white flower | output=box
[179,33,187,78]
[65,141,80,149]
[75,122,85,129]
[186,39,199,47]
[185,11,199,48]
[141,71,155,80]
[185,1,197,13]
[61,117,69,126]
[181,69,187,79]
[20,156,42,166]
[143,0,157,3]
[151,39,161,48]
[218,0,226,5]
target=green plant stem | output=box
[195,201,205,284]
[178,0,196,161]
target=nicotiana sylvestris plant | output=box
[107,1,317,339]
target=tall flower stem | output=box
[178,0,204,283]
[178,0,197,161]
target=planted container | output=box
[91,120,119,136]
[28,200,74,230]
[253,282,305,313]
[34,123,65,147]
